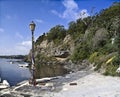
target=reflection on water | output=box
[0,58,69,86]
[0,58,31,86]
[34,64,68,78]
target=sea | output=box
[0,58,31,86]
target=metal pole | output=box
[31,31,36,86]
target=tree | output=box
[47,25,66,42]
[76,19,87,34]
[68,21,76,35]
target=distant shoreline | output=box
[0,55,26,59]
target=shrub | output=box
[89,52,98,63]
[103,63,119,76]
[47,25,66,42]
[71,43,90,61]
[94,63,102,71]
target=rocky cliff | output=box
[36,34,74,58]
[27,2,120,76]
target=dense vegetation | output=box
[34,2,120,76]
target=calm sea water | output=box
[0,58,69,86]
[0,58,31,86]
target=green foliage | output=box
[68,19,87,39]
[89,52,98,63]
[93,2,120,30]
[35,53,57,65]
[115,17,120,64]
[36,33,46,45]
[93,54,118,75]
[103,63,119,76]
[61,43,70,51]
[76,19,87,34]
[101,42,117,54]
[92,53,106,71]
[68,21,77,35]
[47,25,66,43]
[71,43,90,61]
[94,63,102,71]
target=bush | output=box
[103,63,119,76]
[89,52,98,63]
[36,33,46,45]
[71,43,90,61]
[47,25,66,42]
[94,63,102,71]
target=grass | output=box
[103,63,120,76]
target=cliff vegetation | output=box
[28,2,120,76]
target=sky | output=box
[0,0,119,55]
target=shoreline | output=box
[0,69,120,97]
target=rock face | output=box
[37,35,74,56]
[31,34,92,73]
[92,28,109,47]
[34,35,74,63]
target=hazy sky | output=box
[0,0,119,55]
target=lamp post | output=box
[29,21,36,86]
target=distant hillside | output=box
[28,2,120,76]
[0,55,26,59]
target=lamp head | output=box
[29,21,36,32]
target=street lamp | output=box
[29,21,36,86]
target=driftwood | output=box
[36,77,58,83]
